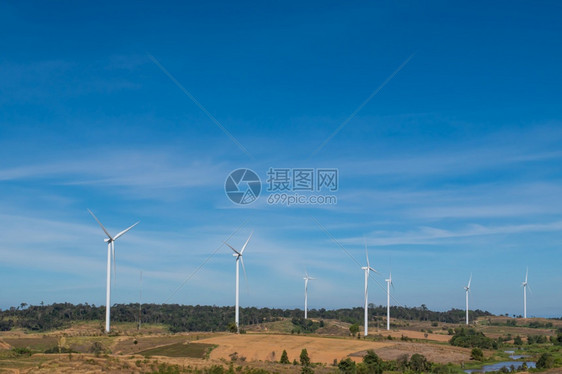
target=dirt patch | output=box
[199,333,393,364]
[383,329,452,342]
[358,341,471,364]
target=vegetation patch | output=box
[139,342,216,358]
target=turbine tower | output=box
[464,274,472,325]
[361,242,377,336]
[385,272,393,331]
[303,271,315,319]
[224,232,252,333]
[522,268,529,319]
[88,209,139,333]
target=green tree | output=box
[513,335,523,345]
[470,348,483,361]
[410,353,430,373]
[280,350,290,364]
[338,358,356,373]
[300,348,311,366]
[536,353,554,369]
[349,323,360,337]
[361,350,383,374]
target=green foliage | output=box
[527,334,547,344]
[44,346,76,354]
[89,341,107,356]
[449,328,495,349]
[0,303,493,332]
[338,358,356,373]
[300,348,311,366]
[291,317,321,333]
[362,350,383,374]
[528,321,553,328]
[551,332,562,346]
[536,352,555,369]
[349,323,360,336]
[301,365,314,374]
[513,335,523,345]
[409,353,431,373]
[470,348,483,361]
[12,347,32,356]
[280,349,290,364]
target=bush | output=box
[410,354,431,373]
[470,348,483,361]
[338,358,356,373]
[12,347,32,356]
[449,328,494,349]
[349,323,360,336]
[536,353,555,369]
[362,350,383,374]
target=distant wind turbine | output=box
[224,232,253,333]
[385,271,393,331]
[361,242,377,336]
[88,209,139,333]
[522,268,529,319]
[304,271,315,319]
[464,274,472,325]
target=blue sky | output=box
[1,1,561,317]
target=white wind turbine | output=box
[361,242,377,336]
[224,232,253,333]
[88,209,139,333]
[522,268,529,319]
[385,271,393,331]
[303,271,315,319]
[464,274,472,325]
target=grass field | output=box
[138,342,216,358]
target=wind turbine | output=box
[464,274,472,325]
[522,268,529,319]
[88,209,139,333]
[303,271,315,319]
[385,271,393,331]
[224,232,252,333]
[361,242,377,336]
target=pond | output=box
[464,361,536,373]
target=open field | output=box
[1,316,561,373]
[198,332,472,364]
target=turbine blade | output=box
[525,267,528,283]
[240,231,253,254]
[224,242,240,255]
[114,221,140,240]
[468,273,472,289]
[88,209,113,240]
[240,256,248,283]
[527,284,533,295]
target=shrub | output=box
[337,358,356,373]
[410,354,431,373]
[536,353,554,369]
[470,348,483,361]
[449,328,494,349]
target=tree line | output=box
[0,302,492,332]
